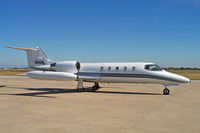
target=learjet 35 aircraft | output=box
[7,46,191,95]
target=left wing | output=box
[78,75,101,82]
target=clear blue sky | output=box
[0,0,200,68]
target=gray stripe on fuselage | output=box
[76,72,184,83]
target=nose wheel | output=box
[163,88,170,95]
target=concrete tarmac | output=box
[0,76,199,133]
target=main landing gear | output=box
[92,82,100,91]
[77,80,84,92]
[163,87,170,95]
[77,80,100,92]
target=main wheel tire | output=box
[163,88,170,95]
[77,88,84,92]
[92,86,98,91]
[94,82,100,88]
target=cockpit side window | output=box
[145,64,162,71]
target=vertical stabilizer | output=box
[6,46,53,67]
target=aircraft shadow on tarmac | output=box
[0,87,162,98]
[0,85,6,87]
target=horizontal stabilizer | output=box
[6,46,38,51]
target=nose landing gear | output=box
[163,88,170,95]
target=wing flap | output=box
[78,75,101,80]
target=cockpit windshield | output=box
[145,64,163,71]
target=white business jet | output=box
[7,46,190,95]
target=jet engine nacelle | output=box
[50,61,81,73]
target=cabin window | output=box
[124,67,127,71]
[100,67,104,71]
[132,66,135,71]
[108,67,111,71]
[116,67,119,71]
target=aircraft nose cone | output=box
[182,77,191,83]
[165,71,191,83]
[177,75,191,83]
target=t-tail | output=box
[6,46,54,69]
